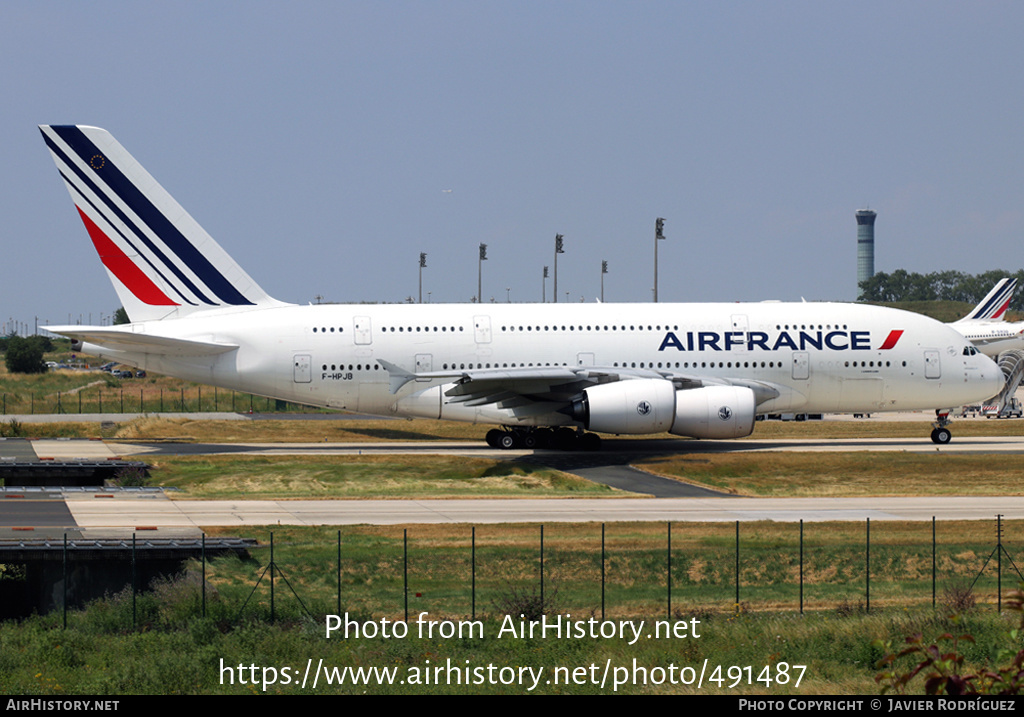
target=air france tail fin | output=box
[957,277,1017,322]
[39,125,288,322]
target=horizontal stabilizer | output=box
[45,326,238,356]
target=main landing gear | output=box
[485,427,602,451]
[930,410,953,445]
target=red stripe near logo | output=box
[76,207,179,306]
[878,329,904,350]
[993,298,1011,319]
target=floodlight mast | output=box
[554,234,564,303]
[654,218,665,302]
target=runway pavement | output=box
[0,494,1019,539]
[3,432,1024,533]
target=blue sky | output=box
[3,1,1023,330]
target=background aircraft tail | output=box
[39,125,286,323]
[957,277,1016,322]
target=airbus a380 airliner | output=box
[38,125,1003,448]
[949,278,1024,357]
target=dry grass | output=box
[109,416,490,442]
[635,451,1024,497]
[150,454,612,499]
[11,413,1021,443]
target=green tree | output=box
[113,307,129,325]
[4,335,46,374]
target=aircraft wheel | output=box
[930,427,952,445]
[581,432,602,451]
[499,432,520,449]
[535,428,554,448]
[554,427,578,450]
[486,429,504,448]
[521,433,538,449]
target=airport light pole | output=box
[478,243,487,304]
[554,234,564,303]
[418,252,427,303]
[601,260,608,302]
[542,266,549,303]
[654,218,665,302]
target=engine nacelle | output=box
[570,380,756,439]
[669,385,756,439]
[571,379,677,434]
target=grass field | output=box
[634,452,1024,497]
[150,454,610,499]
[191,520,1024,619]
[3,520,1024,694]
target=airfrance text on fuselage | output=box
[658,330,880,353]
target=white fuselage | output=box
[75,300,1003,429]
[950,319,1024,358]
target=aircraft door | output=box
[293,353,311,383]
[924,350,941,379]
[415,353,433,381]
[791,351,809,380]
[730,314,749,352]
[354,316,372,345]
[474,315,492,344]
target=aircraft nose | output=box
[979,354,1005,396]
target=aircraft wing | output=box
[44,326,238,356]
[378,360,781,407]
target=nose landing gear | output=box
[930,410,953,444]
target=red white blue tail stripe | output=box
[963,277,1016,321]
[39,125,283,322]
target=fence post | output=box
[998,514,1003,612]
[540,525,545,608]
[601,523,606,621]
[403,529,408,622]
[866,517,870,613]
[131,533,137,629]
[799,519,804,615]
[735,520,740,613]
[62,533,67,630]
[667,521,672,620]
[272,532,278,623]
[471,526,476,621]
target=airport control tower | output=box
[856,209,876,299]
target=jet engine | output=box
[569,380,756,439]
